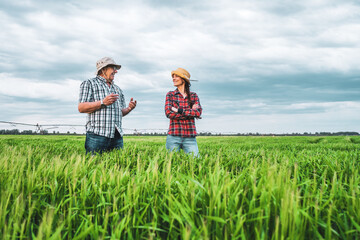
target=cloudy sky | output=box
[1,0,360,134]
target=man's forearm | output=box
[122,107,132,116]
[78,101,101,113]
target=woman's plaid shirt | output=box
[79,76,126,138]
[165,89,202,137]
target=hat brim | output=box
[171,70,190,83]
[95,64,122,75]
[106,64,121,70]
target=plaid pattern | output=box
[165,89,202,137]
[79,76,126,138]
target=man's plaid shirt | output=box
[79,76,126,138]
[165,89,202,137]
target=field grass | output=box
[0,135,359,239]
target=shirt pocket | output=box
[93,85,107,101]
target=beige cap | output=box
[95,57,121,75]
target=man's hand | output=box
[103,93,119,106]
[128,98,137,110]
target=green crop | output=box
[0,135,359,239]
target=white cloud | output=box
[1,0,360,133]
[198,104,360,134]
[286,101,360,111]
[0,73,79,102]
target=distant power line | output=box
[0,121,83,127]
[0,120,240,135]
[0,121,85,133]
[0,121,163,130]
[0,121,37,126]
[0,121,170,133]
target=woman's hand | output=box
[192,104,202,119]
[171,107,178,112]
[192,104,200,110]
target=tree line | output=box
[0,129,359,136]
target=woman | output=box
[165,68,202,156]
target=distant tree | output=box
[21,130,33,134]
[40,130,48,135]
[6,129,20,134]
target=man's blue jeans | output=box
[85,131,123,155]
[166,135,199,157]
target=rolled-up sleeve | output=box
[79,80,93,103]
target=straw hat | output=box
[171,68,191,84]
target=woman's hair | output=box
[184,81,193,108]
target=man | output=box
[78,57,137,154]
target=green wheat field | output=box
[0,135,359,239]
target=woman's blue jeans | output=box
[85,131,123,155]
[166,135,199,157]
